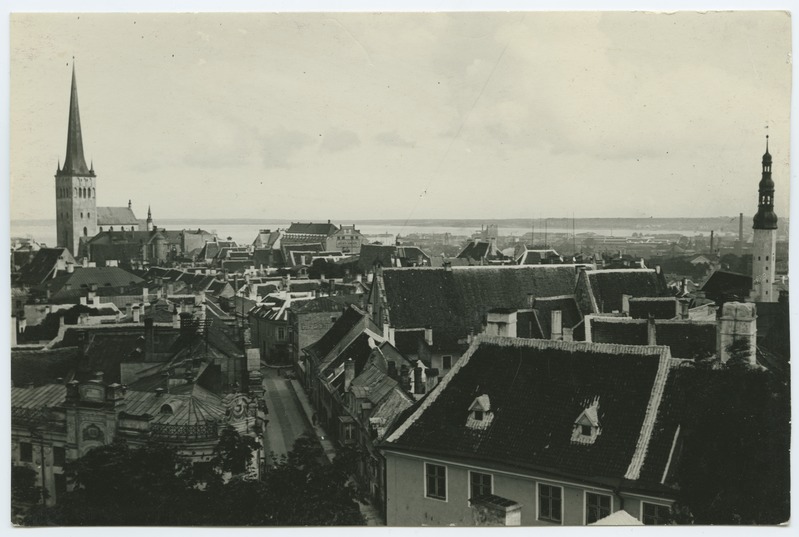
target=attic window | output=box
[466,394,493,430]
[571,397,601,445]
[160,404,173,415]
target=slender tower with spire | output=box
[750,135,778,302]
[146,206,153,232]
[55,63,97,256]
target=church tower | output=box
[751,135,778,302]
[55,64,97,256]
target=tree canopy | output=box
[23,431,365,526]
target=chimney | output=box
[132,305,141,323]
[655,265,661,275]
[66,262,74,273]
[679,300,690,320]
[82,257,88,268]
[155,387,165,397]
[443,261,452,272]
[144,318,156,361]
[383,323,390,340]
[717,302,757,365]
[172,310,180,328]
[344,358,355,392]
[387,361,397,379]
[551,309,563,340]
[647,314,657,346]
[142,287,149,303]
[125,303,132,318]
[562,327,574,342]
[413,367,425,395]
[621,294,631,315]
[710,230,715,253]
[424,326,433,346]
[355,274,362,283]
[485,309,517,338]
[367,272,374,283]
[527,293,535,309]
[737,212,744,256]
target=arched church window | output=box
[74,188,78,197]
[83,227,88,237]
[91,188,95,198]
[81,212,84,219]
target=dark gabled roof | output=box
[457,240,492,261]
[532,296,582,338]
[319,331,375,380]
[584,269,667,314]
[38,267,145,302]
[289,280,321,293]
[701,270,753,301]
[359,244,396,272]
[286,222,338,236]
[381,266,579,351]
[396,246,431,264]
[18,248,75,286]
[96,206,139,226]
[589,317,717,360]
[11,347,80,387]
[56,327,184,384]
[304,305,371,360]
[385,337,674,486]
[629,297,679,320]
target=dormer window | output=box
[571,397,601,445]
[466,394,493,430]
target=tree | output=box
[22,432,365,526]
[672,362,790,524]
[11,464,47,518]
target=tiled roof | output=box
[701,270,752,301]
[292,294,363,314]
[11,347,80,387]
[286,222,338,236]
[11,384,67,409]
[96,206,139,226]
[583,269,667,314]
[629,297,679,320]
[385,336,673,486]
[39,267,144,302]
[18,248,74,286]
[532,295,583,338]
[380,265,579,351]
[589,317,717,360]
[57,327,184,384]
[304,305,372,360]
[359,244,396,272]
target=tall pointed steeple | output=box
[60,62,92,176]
[753,135,777,230]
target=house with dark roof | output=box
[34,266,144,303]
[326,224,366,254]
[286,221,339,237]
[585,315,717,361]
[575,268,668,315]
[86,229,171,266]
[380,336,681,526]
[701,270,753,303]
[96,206,140,231]
[369,265,581,372]
[17,247,76,287]
[457,239,510,265]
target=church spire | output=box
[753,135,777,230]
[60,62,92,176]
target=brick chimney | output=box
[424,326,433,346]
[132,305,141,323]
[621,294,631,315]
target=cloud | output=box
[260,126,314,168]
[320,128,360,152]
[374,130,415,148]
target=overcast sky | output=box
[9,11,792,221]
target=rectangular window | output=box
[538,483,563,523]
[442,355,452,369]
[585,492,612,524]
[20,442,33,463]
[425,463,446,501]
[278,327,286,340]
[642,502,670,525]
[53,446,66,467]
[470,471,492,500]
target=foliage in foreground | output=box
[22,429,365,526]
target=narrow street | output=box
[261,367,314,463]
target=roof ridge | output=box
[474,335,668,356]
[624,345,672,480]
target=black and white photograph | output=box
[5,3,793,528]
